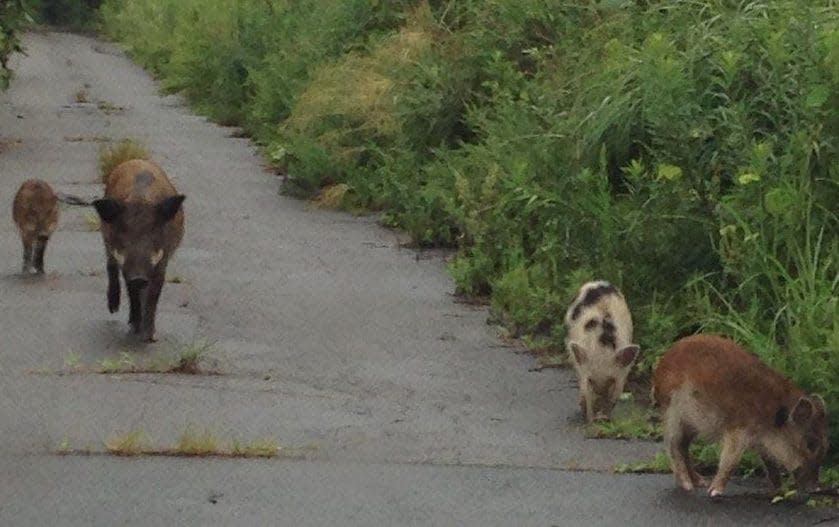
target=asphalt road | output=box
[0,31,835,526]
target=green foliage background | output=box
[96,0,838,458]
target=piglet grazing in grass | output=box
[565,280,640,423]
[13,179,59,274]
[653,334,828,498]
[93,159,185,343]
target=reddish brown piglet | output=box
[653,334,828,498]
[13,179,59,274]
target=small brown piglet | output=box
[653,334,828,498]
[13,179,59,274]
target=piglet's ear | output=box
[156,194,186,223]
[615,344,640,368]
[93,199,124,224]
[569,342,587,365]
[791,396,815,425]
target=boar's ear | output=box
[791,396,816,425]
[615,344,640,368]
[811,393,826,413]
[569,342,587,364]
[93,199,124,224]
[156,195,186,223]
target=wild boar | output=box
[565,280,640,423]
[653,334,828,497]
[92,159,185,342]
[12,179,59,274]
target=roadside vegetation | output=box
[0,0,31,89]
[94,0,839,467]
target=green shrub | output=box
[0,0,31,89]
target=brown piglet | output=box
[13,179,59,274]
[93,159,185,342]
[653,334,828,498]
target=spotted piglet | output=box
[564,280,640,423]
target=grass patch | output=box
[84,211,100,231]
[230,438,282,458]
[175,427,219,456]
[98,138,150,183]
[309,183,351,210]
[68,428,286,459]
[96,100,125,115]
[50,341,216,376]
[74,88,90,103]
[584,411,662,441]
[615,443,765,480]
[104,429,146,456]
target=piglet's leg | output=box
[760,453,783,492]
[709,431,749,498]
[21,238,33,274]
[33,238,48,274]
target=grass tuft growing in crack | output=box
[105,429,147,456]
[61,427,287,459]
[98,138,150,183]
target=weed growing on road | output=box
[98,138,150,182]
[230,438,281,458]
[84,211,100,231]
[96,100,125,115]
[74,88,89,103]
[105,429,146,455]
[175,428,219,456]
[83,428,284,458]
[584,413,661,441]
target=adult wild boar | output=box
[565,280,640,423]
[13,179,59,274]
[653,334,828,497]
[93,159,185,342]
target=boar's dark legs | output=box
[127,277,143,334]
[140,266,165,342]
[33,237,47,274]
[21,239,33,274]
[106,254,120,313]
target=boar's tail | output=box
[56,192,94,207]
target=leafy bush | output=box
[0,0,31,89]
[100,0,839,461]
